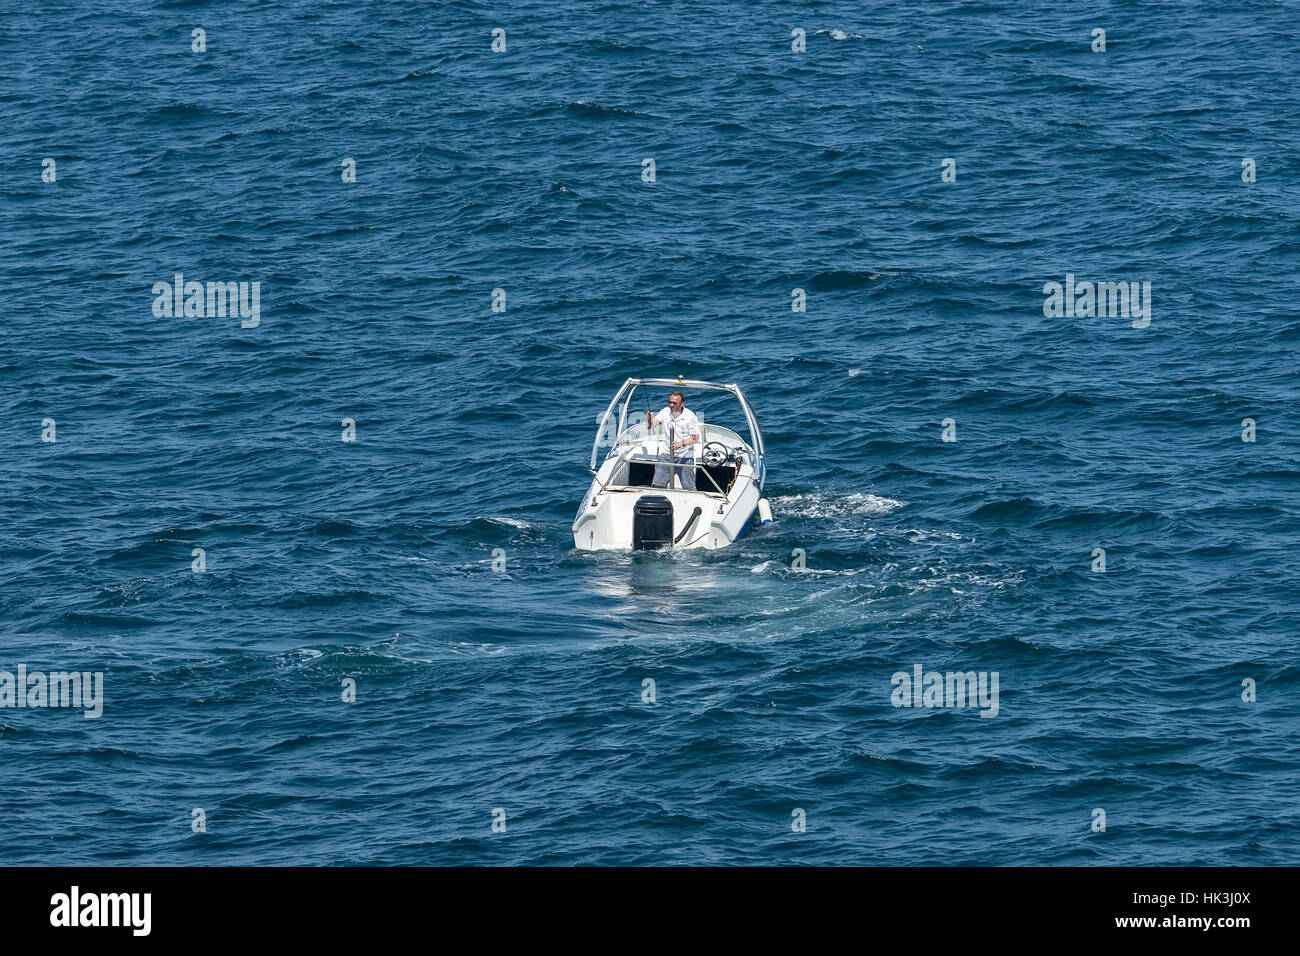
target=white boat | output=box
[573,377,771,551]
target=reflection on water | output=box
[581,549,737,607]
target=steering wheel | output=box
[701,442,730,467]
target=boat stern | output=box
[573,489,730,551]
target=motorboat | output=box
[573,377,771,550]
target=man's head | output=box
[669,391,685,410]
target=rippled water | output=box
[1,0,1297,864]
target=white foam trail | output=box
[483,516,532,530]
[749,560,848,577]
[901,528,962,541]
[769,492,903,519]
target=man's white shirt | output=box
[652,406,700,454]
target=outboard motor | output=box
[632,495,674,550]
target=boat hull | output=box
[573,481,761,551]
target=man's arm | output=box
[679,414,699,450]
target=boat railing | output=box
[589,377,765,469]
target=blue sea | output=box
[1,0,1297,865]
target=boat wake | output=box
[768,492,904,519]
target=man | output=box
[646,390,700,490]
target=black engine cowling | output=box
[632,495,674,550]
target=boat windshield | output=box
[590,379,763,469]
